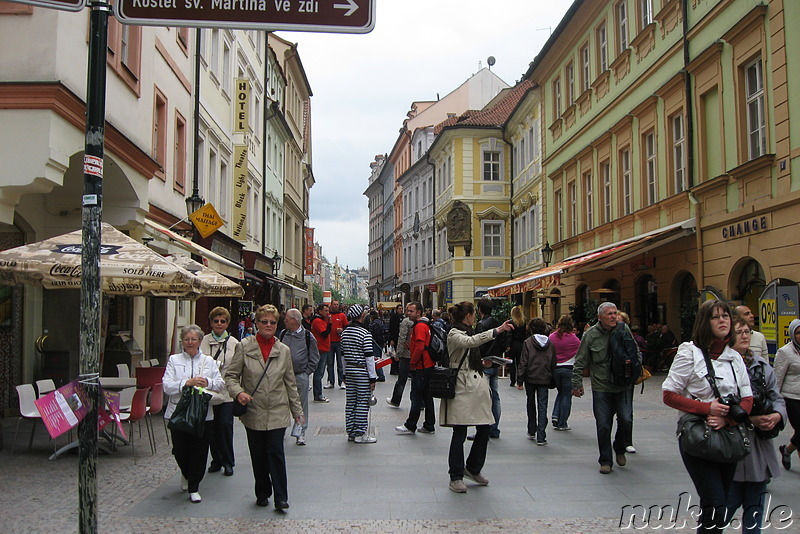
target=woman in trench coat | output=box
[440,301,513,493]
[224,304,304,511]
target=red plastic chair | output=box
[118,387,152,461]
[146,382,168,451]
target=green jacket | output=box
[571,322,631,393]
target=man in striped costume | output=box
[341,305,378,443]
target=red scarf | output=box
[256,334,276,363]
[709,336,729,359]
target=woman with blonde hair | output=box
[507,305,527,386]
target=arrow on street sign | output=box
[114,0,375,34]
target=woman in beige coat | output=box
[224,304,304,511]
[440,301,513,493]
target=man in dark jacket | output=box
[476,299,505,439]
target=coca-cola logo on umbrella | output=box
[52,244,123,255]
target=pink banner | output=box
[34,380,90,439]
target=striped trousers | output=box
[345,367,371,438]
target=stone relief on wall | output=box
[446,200,472,256]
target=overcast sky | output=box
[279,0,572,271]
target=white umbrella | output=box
[166,253,244,299]
[0,223,206,297]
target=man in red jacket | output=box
[395,301,436,434]
[310,304,332,403]
[328,300,348,389]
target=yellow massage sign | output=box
[189,203,224,239]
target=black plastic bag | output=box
[168,385,211,437]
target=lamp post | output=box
[541,242,554,267]
[271,250,282,277]
[185,192,205,221]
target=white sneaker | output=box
[323,383,334,389]
[296,436,306,446]
[626,445,637,453]
[386,398,400,408]
[189,492,202,503]
[180,476,188,492]
[339,384,346,389]
[354,435,377,444]
[395,425,414,435]
[449,479,467,493]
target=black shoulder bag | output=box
[232,356,272,417]
[676,352,751,463]
[429,344,470,400]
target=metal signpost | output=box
[4,0,374,532]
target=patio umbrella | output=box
[166,253,244,299]
[0,222,206,297]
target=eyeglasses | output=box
[734,329,752,336]
[183,338,200,343]
[257,320,278,325]
[211,319,228,324]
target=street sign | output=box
[189,202,224,239]
[4,0,84,11]
[114,0,375,33]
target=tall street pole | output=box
[78,1,109,532]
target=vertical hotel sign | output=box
[235,78,250,133]
[231,78,249,241]
[304,228,315,275]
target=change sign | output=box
[115,0,375,33]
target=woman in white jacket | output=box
[775,318,800,470]
[440,301,513,493]
[163,324,224,503]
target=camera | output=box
[721,394,749,424]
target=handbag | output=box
[168,385,212,437]
[198,356,226,406]
[232,355,272,417]
[429,349,469,400]
[676,351,751,463]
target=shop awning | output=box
[143,219,245,280]
[487,219,695,297]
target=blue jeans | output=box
[313,351,329,400]
[524,383,549,441]
[551,366,573,428]
[727,482,768,534]
[483,366,501,437]
[328,341,344,386]
[390,358,411,406]
[591,388,633,466]
[404,367,435,432]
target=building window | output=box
[222,40,232,95]
[153,89,167,175]
[569,182,578,236]
[584,172,594,230]
[617,1,628,53]
[645,131,657,205]
[219,158,229,220]
[208,148,217,208]
[565,63,574,106]
[173,112,186,193]
[597,22,608,72]
[581,44,591,92]
[621,148,632,215]
[602,161,612,223]
[745,58,766,159]
[210,30,220,78]
[639,0,653,31]
[483,150,501,181]
[482,221,503,257]
[672,114,686,193]
[553,77,562,118]
[555,190,563,242]
[177,27,190,55]
[107,18,142,94]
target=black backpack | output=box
[607,323,643,387]
[417,321,449,365]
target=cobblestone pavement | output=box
[2,374,797,533]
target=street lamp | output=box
[271,250,282,276]
[541,242,554,267]
[185,192,205,219]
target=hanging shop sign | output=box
[231,144,248,241]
